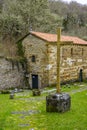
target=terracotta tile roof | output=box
[30,31,87,45]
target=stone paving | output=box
[69,86,87,94]
[42,88,56,93]
[11,110,40,115]
[11,108,40,128]
[15,84,87,99]
[42,85,87,95]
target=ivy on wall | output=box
[16,41,25,57]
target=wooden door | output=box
[32,74,38,89]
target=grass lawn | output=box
[0,83,87,130]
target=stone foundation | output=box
[46,93,71,112]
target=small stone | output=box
[10,91,14,99]
[19,123,30,127]
[32,89,41,96]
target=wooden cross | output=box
[56,28,61,93]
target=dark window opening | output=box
[32,55,36,62]
[71,48,73,56]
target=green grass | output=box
[0,84,87,130]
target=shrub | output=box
[0,90,10,94]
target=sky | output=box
[62,0,87,5]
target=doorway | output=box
[32,74,38,89]
[79,69,83,82]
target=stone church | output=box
[22,31,87,89]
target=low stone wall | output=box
[0,57,24,90]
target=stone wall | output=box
[48,44,87,85]
[23,35,49,88]
[0,56,24,90]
